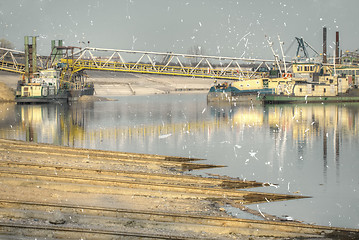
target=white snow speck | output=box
[249,150,258,159]
[159,134,172,139]
[257,205,266,219]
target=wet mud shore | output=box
[0,139,358,239]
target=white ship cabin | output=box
[31,69,60,89]
[21,69,61,97]
[292,62,325,80]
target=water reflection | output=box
[207,102,359,229]
[1,101,359,181]
[0,103,17,128]
[211,102,359,181]
[0,95,358,228]
[1,101,358,179]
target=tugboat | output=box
[15,36,94,104]
[207,63,359,104]
[260,27,359,104]
[15,68,94,103]
[16,68,68,103]
[207,28,359,104]
[260,62,359,103]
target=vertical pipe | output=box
[51,40,55,51]
[51,40,55,64]
[58,40,63,61]
[24,36,29,81]
[32,36,37,74]
[335,31,340,64]
[323,27,327,64]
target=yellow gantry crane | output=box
[2,38,277,81]
[59,47,275,80]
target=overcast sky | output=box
[1,0,358,60]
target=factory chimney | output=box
[323,27,327,64]
[335,31,340,64]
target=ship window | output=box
[299,88,302,92]
[310,66,314,71]
[304,66,308,71]
[247,84,250,87]
[324,88,326,93]
[240,85,243,87]
[312,85,315,91]
[330,79,333,83]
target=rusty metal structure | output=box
[335,31,340,64]
[323,27,327,64]
[24,36,37,82]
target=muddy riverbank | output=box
[0,138,358,239]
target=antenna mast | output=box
[266,36,282,75]
[278,35,287,73]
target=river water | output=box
[0,93,358,229]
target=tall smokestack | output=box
[335,31,340,64]
[323,27,327,63]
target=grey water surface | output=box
[0,93,358,229]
